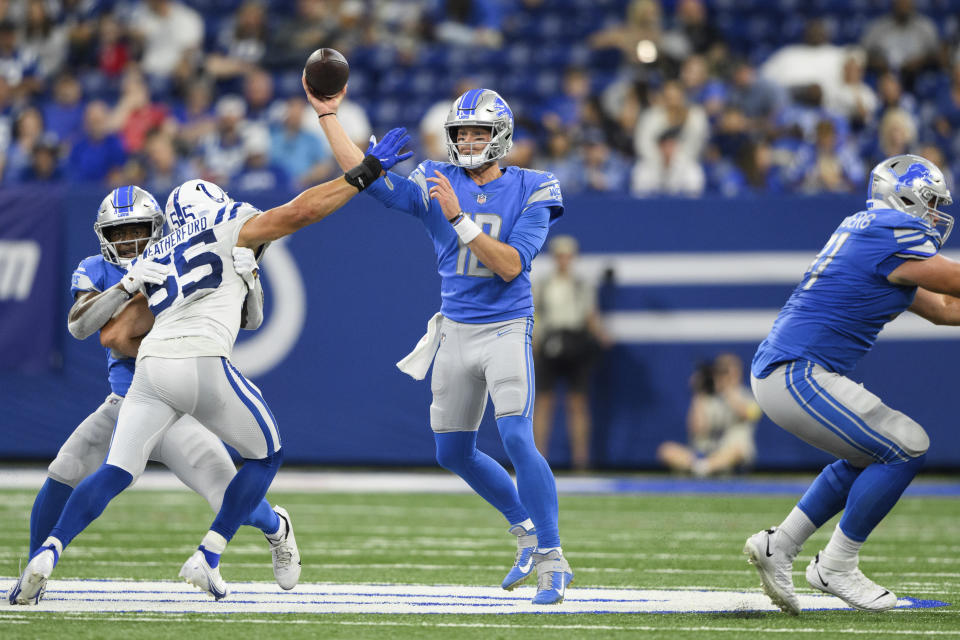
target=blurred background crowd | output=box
[1,0,960,198]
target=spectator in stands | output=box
[533,235,610,471]
[867,107,917,167]
[430,0,504,49]
[680,54,726,119]
[128,0,203,79]
[575,131,631,194]
[142,129,192,195]
[269,96,333,187]
[0,20,41,98]
[233,123,289,192]
[875,71,918,125]
[540,131,579,190]
[657,353,761,477]
[930,63,960,154]
[727,60,782,121]
[861,0,940,83]
[67,100,126,183]
[172,78,216,151]
[242,67,275,124]
[631,126,705,197]
[760,19,845,99]
[661,0,721,62]
[503,127,536,168]
[736,139,786,195]
[206,1,268,81]
[824,48,878,132]
[21,0,67,79]
[590,0,663,68]
[17,133,62,183]
[111,69,169,154]
[42,73,84,148]
[95,12,130,78]
[634,80,708,164]
[797,120,864,194]
[419,78,478,161]
[200,94,249,186]
[540,67,591,135]
[5,106,45,182]
[262,0,339,70]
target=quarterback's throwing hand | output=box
[232,246,259,290]
[426,171,462,221]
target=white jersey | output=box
[138,201,261,361]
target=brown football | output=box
[304,48,349,98]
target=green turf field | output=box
[2,481,959,639]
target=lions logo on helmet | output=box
[444,89,514,169]
[94,185,165,265]
[868,154,955,244]
[165,179,231,231]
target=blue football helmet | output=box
[868,154,954,244]
[444,88,514,168]
[94,186,164,265]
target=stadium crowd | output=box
[1,0,959,198]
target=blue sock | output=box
[49,464,133,548]
[797,459,862,527]
[434,431,529,525]
[244,500,280,535]
[839,453,926,542]
[29,478,74,555]
[497,415,560,548]
[210,450,283,541]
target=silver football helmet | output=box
[868,154,954,244]
[94,186,164,266]
[165,178,231,231]
[444,88,514,168]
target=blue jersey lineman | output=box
[311,81,572,604]
[744,154,959,614]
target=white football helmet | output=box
[868,154,954,244]
[165,179,231,231]
[94,185,164,265]
[444,88,514,169]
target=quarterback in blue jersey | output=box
[9,185,301,604]
[311,78,572,604]
[744,154,959,614]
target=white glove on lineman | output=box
[232,246,258,290]
[120,258,167,295]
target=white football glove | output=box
[120,258,167,295]
[233,246,258,290]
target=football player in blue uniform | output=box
[744,155,959,613]
[9,185,300,604]
[310,78,572,604]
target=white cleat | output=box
[267,506,301,590]
[179,550,229,600]
[743,527,801,615]
[8,548,55,605]
[806,552,897,612]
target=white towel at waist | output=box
[396,312,443,380]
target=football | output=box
[304,48,350,98]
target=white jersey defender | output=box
[139,181,260,361]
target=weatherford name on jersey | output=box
[137,201,261,361]
[753,206,941,377]
[369,159,563,323]
[71,255,135,395]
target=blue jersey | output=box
[365,160,564,323]
[71,255,135,396]
[753,208,941,377]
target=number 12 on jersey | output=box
[455,213,502,277]
[803,231,850,290]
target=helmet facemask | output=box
[94,186,165,266]
[867,154,955,245]
[97,221,157,266]
[444,89,514,169]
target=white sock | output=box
[41,536,64,557]
[820,524,863,571]
[537,546,562,555]
[512,518,535,534]
[777,506,817,552]
[200,531,227,555]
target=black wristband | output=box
[344,155,383,191]
[317,113,336,119]
[450,213,464,226]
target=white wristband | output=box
[452,214,482,244]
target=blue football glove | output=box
[366,128,414,171]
